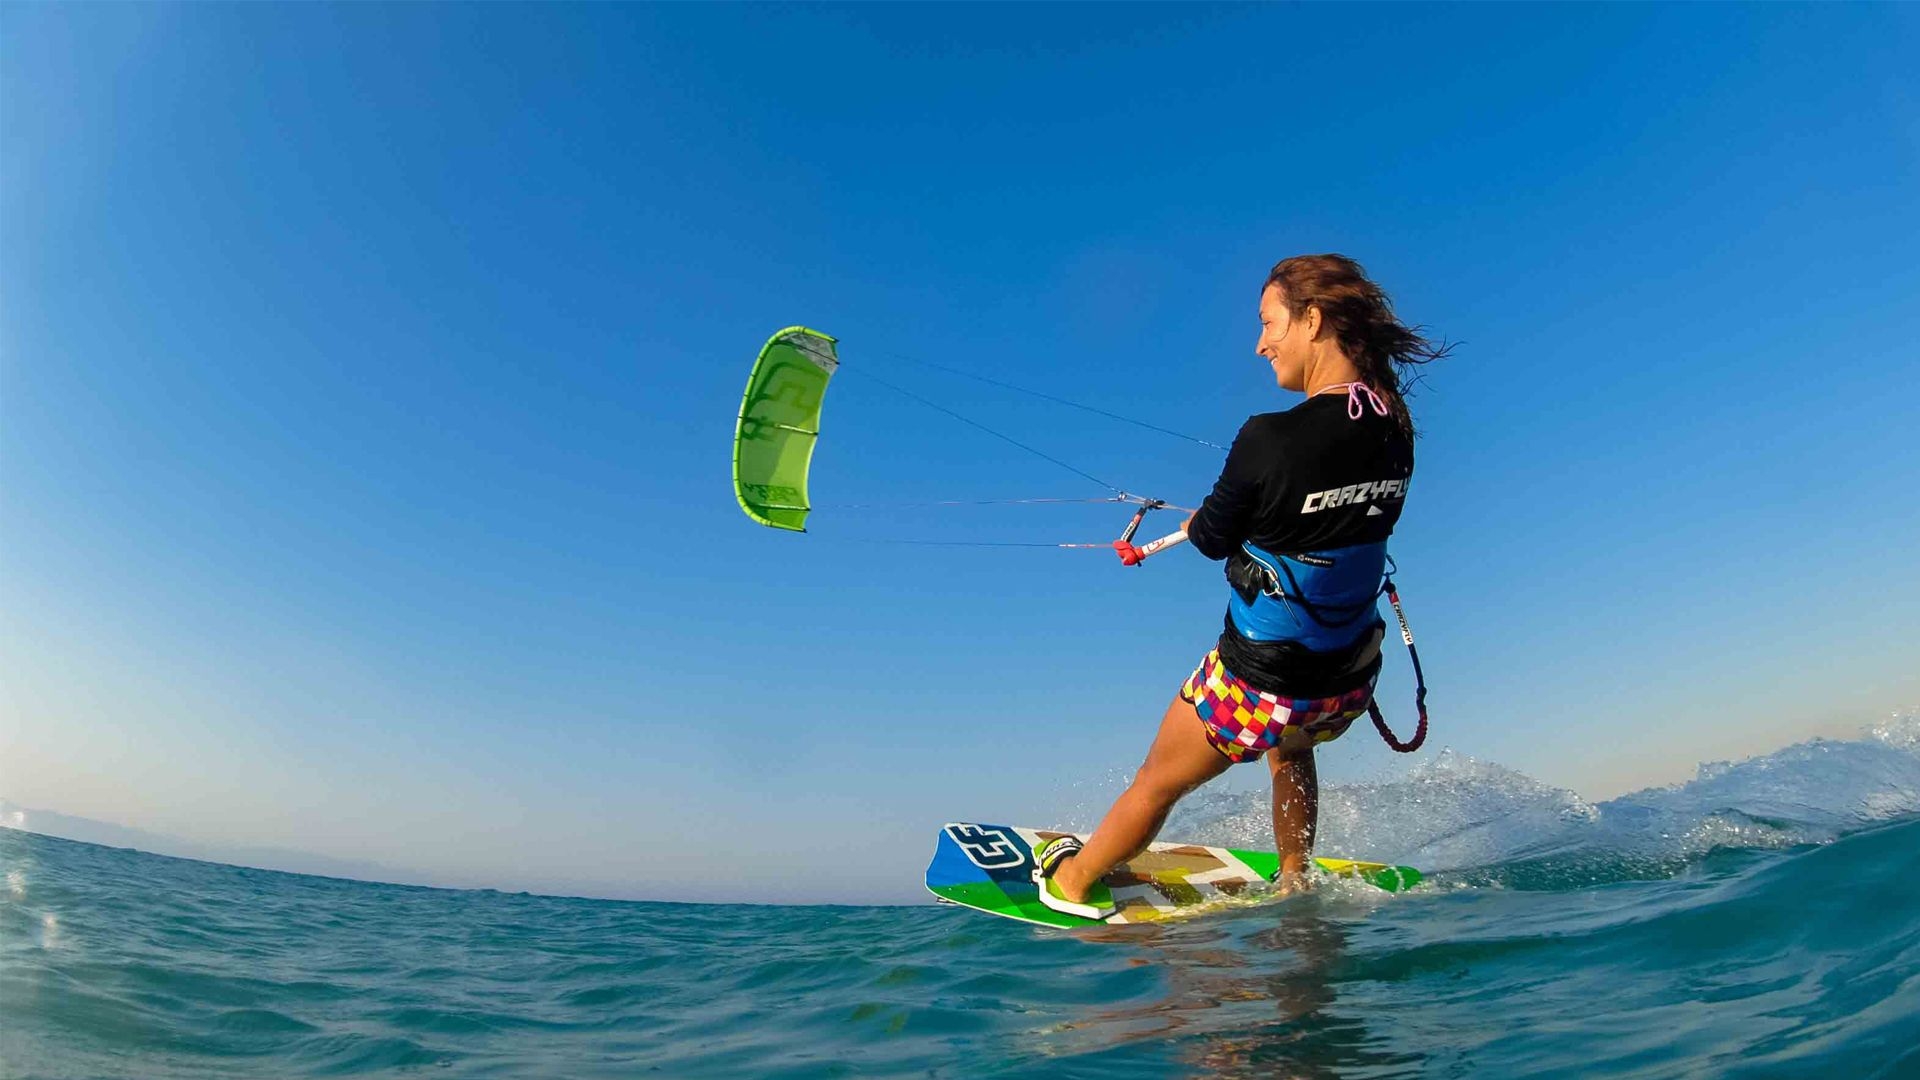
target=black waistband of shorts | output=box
[1215,613,1384,699]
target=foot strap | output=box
[1033,835,1083,877]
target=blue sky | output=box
[4,4,1916,903]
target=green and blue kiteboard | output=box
[926,822,1422,928]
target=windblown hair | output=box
[1265,254,1450,438]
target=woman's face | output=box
[1256,285,1310,391]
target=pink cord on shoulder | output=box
[1314,381,1389,420]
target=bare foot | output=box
[1051,855,1090,904]
[1271,871,1316,898]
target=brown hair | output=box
[1265,254,1450,438]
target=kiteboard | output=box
[926,822,1422,928]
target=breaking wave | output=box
[1167,709,1920,889]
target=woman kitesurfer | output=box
[1034,254,1445,919]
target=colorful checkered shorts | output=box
[1180,648,1377,763]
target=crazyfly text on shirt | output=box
[1300,478,1409,514]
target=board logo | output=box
[944,824,1027,870]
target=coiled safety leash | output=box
[1369,569,1429,753]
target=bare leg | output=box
[1053,695,1233,903]
[1266,733,1319,887]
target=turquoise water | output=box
[5,719,1920,1078]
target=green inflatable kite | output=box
[732,326,839,532]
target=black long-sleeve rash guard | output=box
[1186,393,1413,561]
[1184,392,1414,697]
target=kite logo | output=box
[738,482,803,503]
[740,361,827,443]
[945,824,1027,870]
[754,361,825,411]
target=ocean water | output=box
[5,715,1920,1078]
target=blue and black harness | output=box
[1229,541,1429,753]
